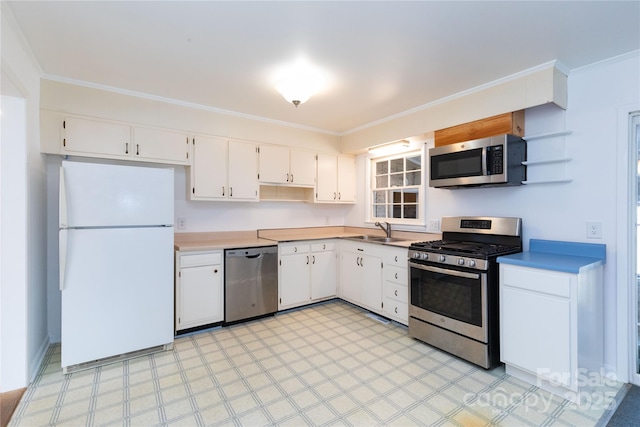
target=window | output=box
[371,151,422,224]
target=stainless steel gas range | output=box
[408,216,522,369]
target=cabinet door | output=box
[259,145,289,184]
[177,265,223,329]
[63,117,131,158]
[360,254,382,311]
[316,153,337,202]
[228,140,258,200]
[191,135,228,200]
[279,252,311,308]
[311,249,336,300]
[340,251,361,303]
[500,285,573,387]
[133,126,189,165]
[290,149,316,187]
[337,156,356,203]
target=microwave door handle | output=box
[482,146,488,176]
[410,262,480,280]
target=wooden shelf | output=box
[522,157,572,166]
[523,130,572,141]
[522,179,573,185]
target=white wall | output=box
[346,51,640,380]
[0,6,49,389]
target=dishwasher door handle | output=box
[245,253,263,259]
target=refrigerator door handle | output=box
[59,166,68,228]
[59,229,68,291]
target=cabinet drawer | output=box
[383,247,408,266]
[385,282,408,303]
[383,297,408,322]
[501,265,572,298]
[311,241,335,252]
[179,252,222,268]
[280,244,310,256]
[384,265,407,285]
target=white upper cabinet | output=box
[62,116,189,165]
[259,145,316,186]
[228,140,259,200]
[63,117,131,158]
[316,154,356,203]
[190,134,228,200]
[189,136,258,202]
[133,126,189,165]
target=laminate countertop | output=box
[174,226,439,252]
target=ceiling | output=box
[6,1,640,135]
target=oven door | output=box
[409,261,487,343]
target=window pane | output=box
[390,158,404,173]
[392,204,402,218]
[375,175,388,188]
[391,190,402,203]
[373,205,386,218]
[404,189,418,204]
[376,161,388,175]
[390,173,404,187]
[406,155,421,171]
[373,190,386,203]
[404,205,417,219]
[406,171,421,186]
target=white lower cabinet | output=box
[382,246,409,325]
[175,251,224,332]
[499,262,604,401]
[339,241,383,312]
[278,240,336,310]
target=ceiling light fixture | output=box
[368,140,411,156]
[274,57,326,107]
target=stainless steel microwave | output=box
[429,134,526,188]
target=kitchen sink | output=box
[346,235,406,244]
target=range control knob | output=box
[468,259,476,268]
[413,252,421,259]
[438,255,446,262]
[421,253,429,261]
[457,258,465,266]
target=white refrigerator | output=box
[59,160,174,371]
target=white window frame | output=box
[367,148,425,226]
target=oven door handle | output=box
[410,262,480,280]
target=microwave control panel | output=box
[487,145,504,174]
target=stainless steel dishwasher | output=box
[224,246,278,324]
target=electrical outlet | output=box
[428,219,440,232]
[177,217,187,230]
[586,221,602,239]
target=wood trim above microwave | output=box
[434,111,525,147]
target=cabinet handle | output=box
[136,144,139,155]
[395,273,398,279]
[222,187,225,196]
[333,192,337,200]
[323,244,326,250]
[394,289,398,297]
[291,174,294,183]
[395,307,398,314]
[312,255,315,264]
[230,187,233,197]
[294,247,297,253]
[214,269,218,273]
[356,257,360,266]
[395,256,398,262]
[360,257,364,267]
[286,173,290,182]
[306,255,309,265]
[338,192,341,200]
[125,143,129,154]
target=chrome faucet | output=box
[375,221,392,238]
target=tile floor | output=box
[9,300,623,426]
